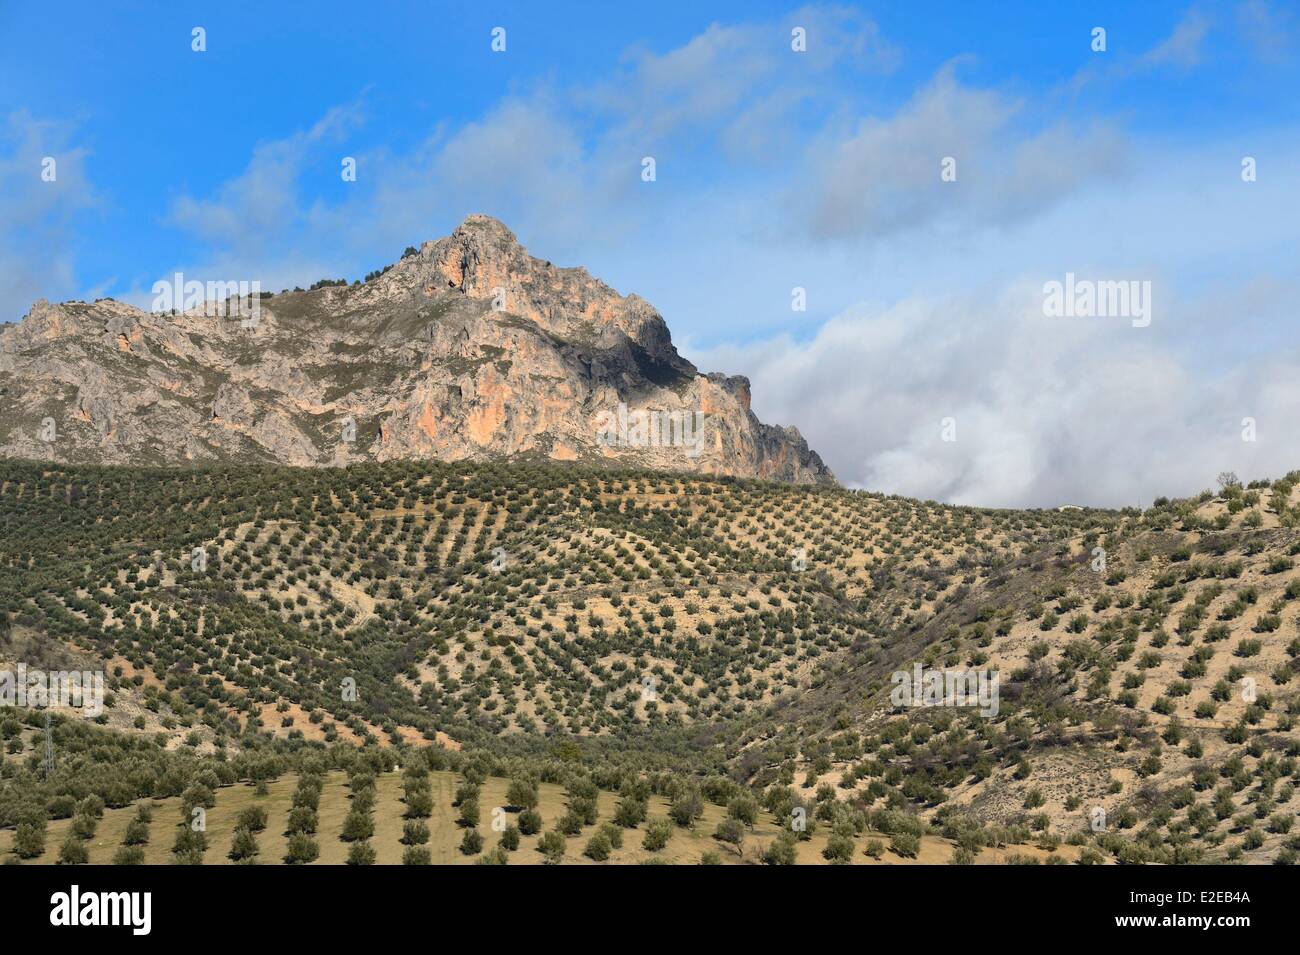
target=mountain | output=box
[8,216,1298,867]
[0,215,833,485]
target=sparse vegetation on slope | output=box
[2,459,1299,863]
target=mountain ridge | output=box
[0,214,834,484]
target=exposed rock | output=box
[0,216,835,484]
[211,382,256,426]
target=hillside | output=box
[0,215,831,485]
[3,459,1299,864]
[0,768,1080,866]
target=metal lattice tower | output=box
[43,712,54,779]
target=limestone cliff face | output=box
[0,215,835,484]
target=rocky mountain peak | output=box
[0,218,834,484]
[374,214,680,367]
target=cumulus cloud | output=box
[1067,7,1217,93]
[157,5,905,280]
[159,103,364,287]
[585,4,896,148]
[1237,0,1298,62]
[696,279,1300,509]
[1141,10,1211,69]
[360,94,604,253]
[0,111,96,322]
[155,10,1130,313]
[795,66,1127,242]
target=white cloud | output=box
[156,6,906,280]
[162,103,364,280]
[1237,0,1297,62]
[796,65,1127,242]
[0,111,96,322]
[1141,10,1211,69]
[696,277,1300,508]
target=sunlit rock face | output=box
[0,215,834,485]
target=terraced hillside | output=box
[2,459,1299,864]
[0,767,1080,866]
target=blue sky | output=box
[2,1,1298,506]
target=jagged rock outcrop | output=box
[0,215,835,484]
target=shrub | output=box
[13,819,47,859]
[890,832,921,858]
[713,818,745,854]
[727,794,759,828]
[506,778,539,810]
[823,833,855,863]
[346,842,376,865]
[614,795,648,828]
[285,833,319,865]
[341,808,374,842]
[71,814,97,840]
[236,807,268,832]
[402,820,430,846]
[642,817,673,852]
[457,797,481,829]
[500,824,520,851]
[58,836,88,866]
[764,832,798,865]
[172,827,207,865]
[598,822,624,850]
[460,829,484,855]
[584,831,613,861]
[112,846,145,865]
[286,807,317,835]
[670,789,704,827]
[537,830,566,864]
[404,789,433,819]
[228,827,259,863]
